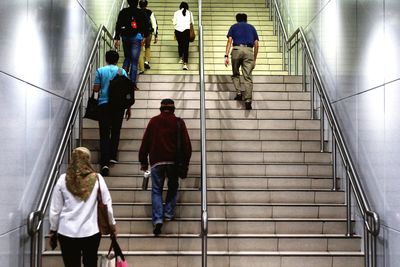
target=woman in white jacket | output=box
[48,147,116,267]
[173,1,194,70]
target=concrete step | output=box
[83,139,324,154]
[109,188,344,204]
[89,151,331,164]
[83,129,320,141]
[112,202,346,219]
[114,217,352,235]
[45,234,360,252]
[92,162,333,177]
[104,176,337,190]
[42,252,364,267]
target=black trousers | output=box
[175,29,190,63]
[58,232,101,267]
[98,104,125,167]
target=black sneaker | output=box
[109,159,118,164]
[234,94,242,101]
[245,101,252,110]
[144,62,151,69]
[101,166,109,176]
[153,223,162,236]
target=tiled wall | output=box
[0,0,121,265]
[279,0,400,265]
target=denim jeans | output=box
[121,35,142,83]
[98,104,125,167]
[151,164,179,225]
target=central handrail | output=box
[268,0,380,266]
[197,0,208,266]
[27,24,114,267]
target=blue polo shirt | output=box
[227,22,259,46]
[94,65,128,106]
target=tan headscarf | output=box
[65,147,97,201]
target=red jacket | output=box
[139,112,192,169]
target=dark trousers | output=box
[58,232,101,267]
[98,104,125,167]
[175,29,190,63]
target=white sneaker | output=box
[182,64,188,70]
[178,58,184,64]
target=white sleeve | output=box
[49,177,64,231]
[98,174,116,225]
[172,11,177,26]
[150,13,158,36]
[191,11,194,24]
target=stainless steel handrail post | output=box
[346,166,352,236]
[320,104,324,152]
[198,0,208,266]
[310,75,314,120]
[332,134,337,191]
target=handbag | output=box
[97,175,112,235]
[100,249,115,267]
[84,92,100,121]
[110,237,128,267]
[189,23,195,42]
[175,118,188,179]
[189,11,195,42]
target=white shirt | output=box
[173,9,194,32]
[49,173,116,238]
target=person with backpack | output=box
[114,0,149,89]
[138,0,158,74]
[93,50,132,177]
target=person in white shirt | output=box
[48,147,116,267]
[172,1,194,70]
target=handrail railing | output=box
[268,1,380,266]
[27,24,114,267]
[197,0,208,266]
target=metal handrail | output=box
[27,24,114,267]
[269,0,380,266]
[197,0,208,266]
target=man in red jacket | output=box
[138,98,192,236]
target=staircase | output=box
[41,0,365,266]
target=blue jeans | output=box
[121,36,142,83]
[151,164,179,225]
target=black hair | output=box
[179,2,189,16]
[236,13,247,23]
[159,98,176,112]
[127,0,139,7]
[105,50,119,65]
[139,0,148,8]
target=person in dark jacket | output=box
[138,98,192,236]
[114,0,149,89]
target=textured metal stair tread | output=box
[104,175,333,179]
[43,250,364,256]
[136,74,302,82]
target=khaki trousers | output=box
[230,46,255,101]
[139,34,153,71]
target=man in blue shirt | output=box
[93,50,131,176]
[225,13,259,110]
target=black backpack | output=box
[108,69,135,110]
